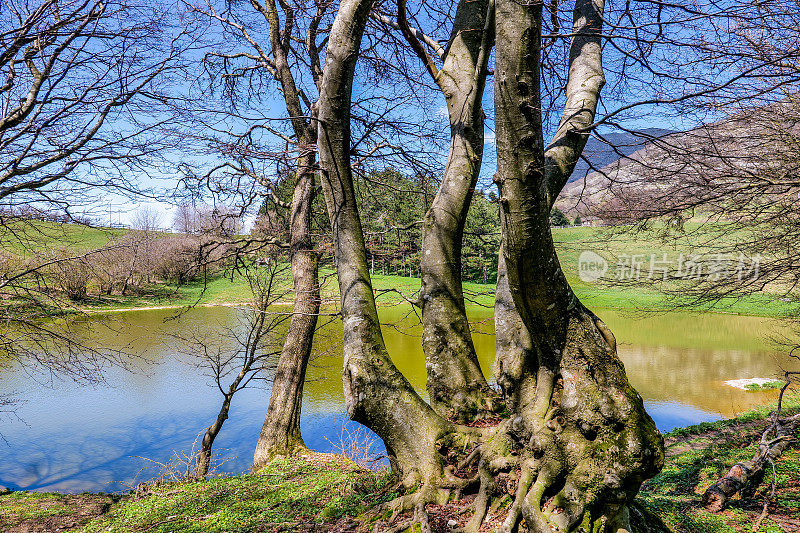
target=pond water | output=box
[0,305,792,493]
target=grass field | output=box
[1,221,795,317]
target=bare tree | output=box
[372,0,497,421]
[177,258,289,479]
[1,0,184,209]
[314,0,670,530]
[132,206,163,233]
[183,0,332,468]
[0,0,187,390]
[173,203,201,234]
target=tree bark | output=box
[248,0,323,469]
[197,364,249,479]
[316,0,457,486]
[312,1,664,530]
[417,0,497,421]
[252,162,320,470]
[195,394,232,479]
[491,0,664,529]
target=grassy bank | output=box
[1,220,795,316]
[81,224,800,317]
[3,395,798,533]
[636,393,800,533]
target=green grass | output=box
[0,490,116,532]
[553,223,794,317]
[635,392,800,532]
[0,220,126,256]
[0,454,394,533]
[4,399,799,533]
[78,454,393,533]
[2,220,796,317]
[745,381,787,392]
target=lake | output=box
[0,305,791,493]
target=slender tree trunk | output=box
[247,0,323,468]
[252,162,320,470]
[197,363,249,479]
[417,0,496,421]
[195,394,233,479]
[316,0,455,486]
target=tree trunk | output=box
[247,0,322,469]
[417,0,496,422]
[491,0,663,528]
[316,0,456,486]
[313,0,664,529]
[252,162,320,470]
[195,395,231,480]
[703,413,800,512]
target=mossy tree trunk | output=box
[316,0,664,530]
[317,0,461,485]
[407,0,497,422]
[489,0,663,529]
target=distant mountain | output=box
[556,101,800,222]
[567,128,674,183]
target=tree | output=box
[131,206,162,283]
[549,207,569,227]
[177,258,289,479]
[388,0,498,420]
[462,191,500,284]
[315,0,664,530]
[1,0,182,208]
[185,0,329,468]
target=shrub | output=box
[152,236,203,284]
[48,250,91,301]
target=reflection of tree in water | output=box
[0,406,379,492]
[0,413,251,493]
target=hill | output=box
[556,100,800,222]
[567,127,674,184]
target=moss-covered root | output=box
[461,309,664,533]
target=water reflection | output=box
[0,306,790,492]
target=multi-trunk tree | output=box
[315,0,664,531]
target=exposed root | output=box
[370,307,663,533]
[499,463,533,533]
[463,461,495,533]
[415,501,432,533]
[457,445,481,471]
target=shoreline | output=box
[2,399,797,532]
[82,301,293,314]
[77,300,786,319]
